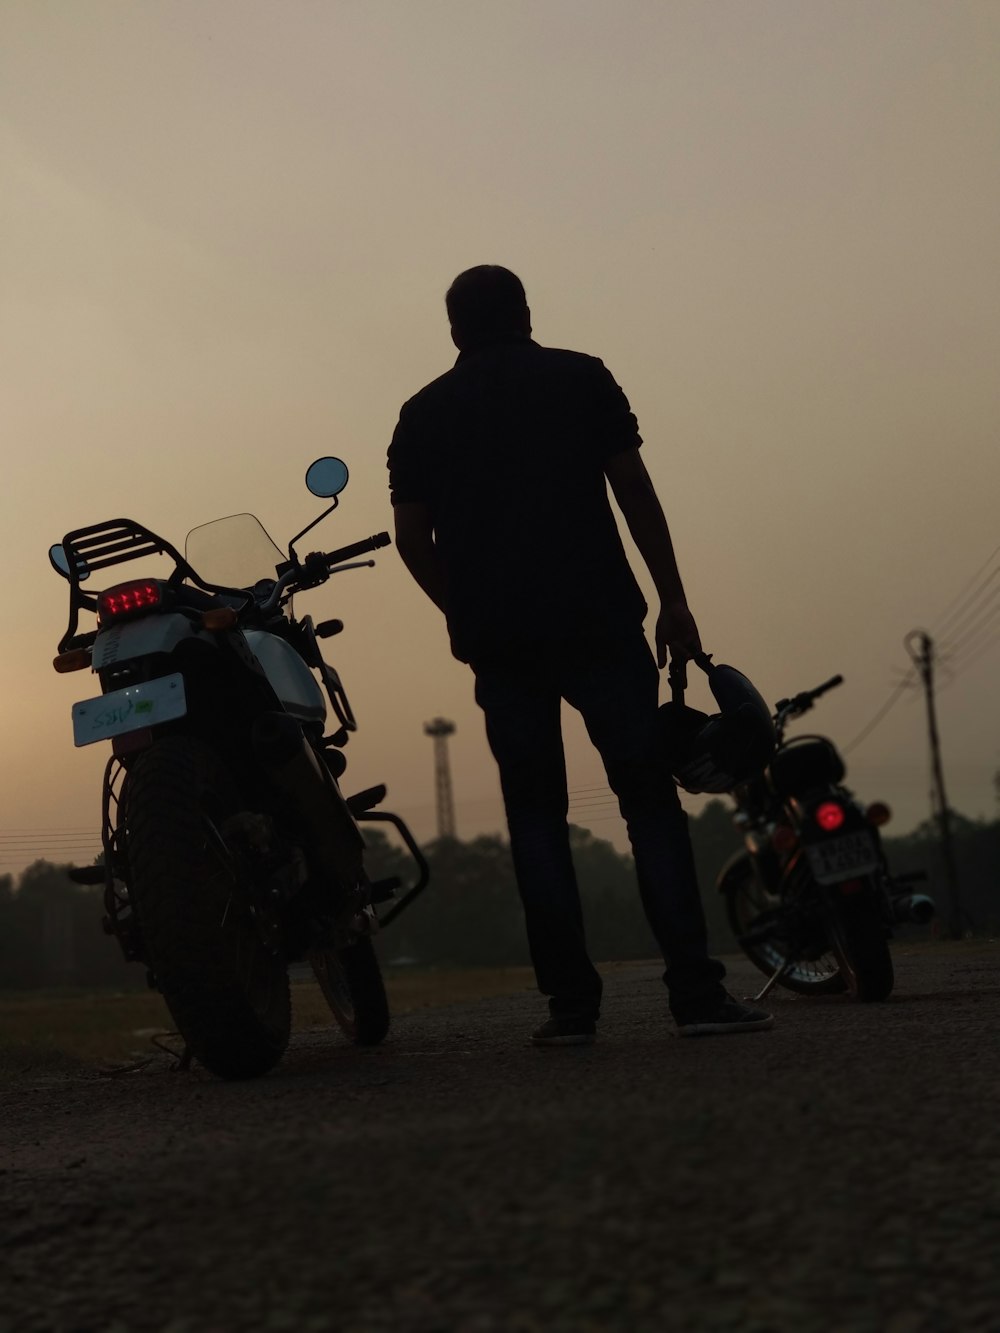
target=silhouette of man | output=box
[388,265,772,1042]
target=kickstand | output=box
[178,1045,193,1071]
[751,958,793,1004]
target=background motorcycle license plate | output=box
[72,673,187,747]
[805,831,879,884]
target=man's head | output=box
[445,266,531,351]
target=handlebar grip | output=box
[324,532,392,567]
[811,674,844,699]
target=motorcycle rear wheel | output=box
[825,890,895,1002]
[309,937,390,1046]
[126,735,291,1079]
[725,860,847,995]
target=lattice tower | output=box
[423,717,457,840]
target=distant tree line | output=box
[1,802,996,989]
[367,802,743,969]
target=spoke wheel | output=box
[725,858,847,995]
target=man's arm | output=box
[604,447,702,671]
[393,502,448,613]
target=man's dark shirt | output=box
[387,335,647,666]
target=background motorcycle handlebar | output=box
[808,673,844,700]
[774,673,844,719]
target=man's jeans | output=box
[474,634,726,1021]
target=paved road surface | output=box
[2,944,999,1333]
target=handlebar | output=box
[808,674,843,701]
[773,673,844,727]
[258,531,392,616]
[322,532,392,569]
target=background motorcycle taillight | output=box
[815,801,846,832]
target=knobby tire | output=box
[309,936,390,1046]
[125,735,291,1079]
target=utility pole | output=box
[423,717,457,841]
[904,630,964,938]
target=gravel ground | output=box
[2,943,999,1333]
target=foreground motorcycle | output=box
[717,675,934,1002]
[49,458,427,1078]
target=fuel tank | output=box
[245,630,326,725]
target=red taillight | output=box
[866,801,892,827]
[815,801,846,832]
[98,580,163,622]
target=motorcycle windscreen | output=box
[184,513,286,589]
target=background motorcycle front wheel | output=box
[824,889,895,1002]
[308,937,390,1046]
[724,860,847,996]
[126,735,291,1079]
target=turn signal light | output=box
[816,801,846,832]
[53,649,91,673]
[866,801,892,827]
[98,580,163,622]
[200,607,238,631]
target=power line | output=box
[844,540,1000,756]
[0,833,99,843]
[942,599,1000,663]
[931,543,1000,635]
[940,581,1000,647]
[940,624,1000,686]
[0,825,96,831]
[841,675,915,755]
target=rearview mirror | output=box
[305,457,349,499]
[49,544,90,582]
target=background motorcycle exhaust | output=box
[891,893,936,926]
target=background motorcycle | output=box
[49,457,427,1079]
[717,675,934,1002]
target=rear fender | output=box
[92,614,220,671]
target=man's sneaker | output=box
[673,994,774,1038]
[531,1016,597,1047]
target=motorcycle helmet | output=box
[658,654,775,794]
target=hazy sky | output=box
[2,1,999,877]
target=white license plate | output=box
[805,831,879,885]
[72,673,187,747]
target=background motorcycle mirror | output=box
[305,457,350,499]
[48,544,90,582]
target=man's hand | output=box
[655,601,702,673]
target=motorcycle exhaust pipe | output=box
[891,893,936,926]
[251,711,364,903]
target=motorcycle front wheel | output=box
[308,937,390,1046]
[724,858,847,996]
[125,735,291,1079]
[824,888,895,1002]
